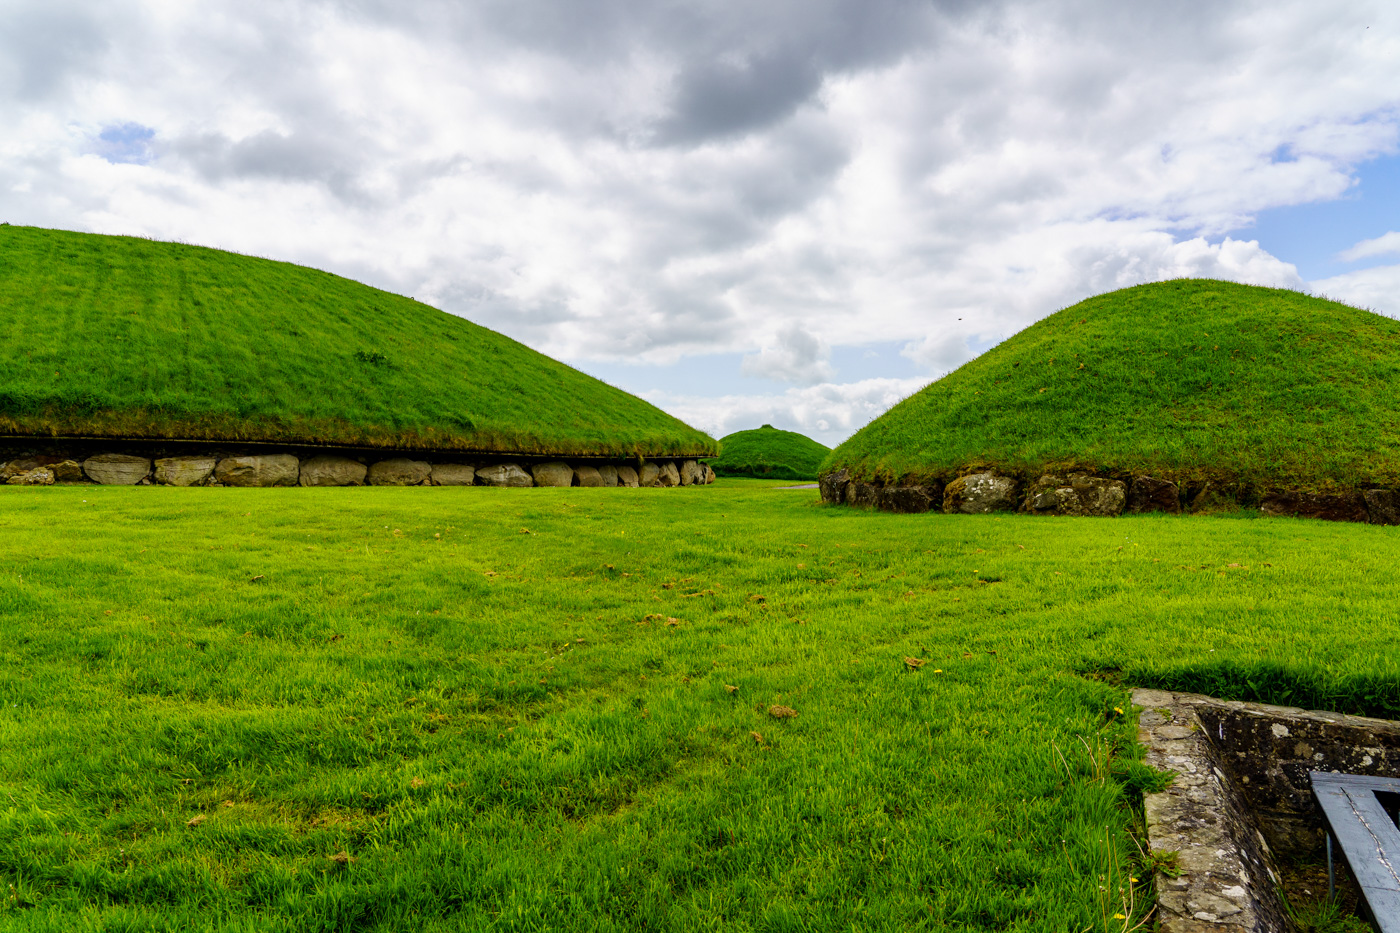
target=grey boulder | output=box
[84,453,152,485]
[215,454,299,487]
[597,464,620,487]
[639,463,661,487]
[819,469,850,504]
[657,462,681,487]
[369,458,431,486]
[1021,473,1125,517]
[531,461,574,487]
[477,463,533,487]
[300,456,368,487]
[575,465,605,487]
[430,463,476,486]
[680,460,704,486]
[154,457,217,487]
[617,466,640,487]
[943,472,1019,514]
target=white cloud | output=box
[1338,231,1400,262]
[3,0,1399,442]
[645,377,930,449]
[740,324,833,385]
[1310,264,1400,318]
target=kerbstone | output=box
[84,453,151,485]
[299,456,368,487]
[369,458,431,486]
[617,466,640,487]
[215,454,299,487]
[531,462,574,487]
[575,465,604,487]
[154,457,217,487]
[430,463,476,486]
[477,464,533,487]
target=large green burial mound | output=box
[826,279,1400,491]
[0,225,715,458]
[707,425,829,480]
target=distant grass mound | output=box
[0,225,715,457]
[707,425,829,480]
[825,279,1400,490]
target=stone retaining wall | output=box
[0,450,715,489]
[819,468,1400,524]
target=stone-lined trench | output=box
[819,468,1400,524]
[0,444,715,489]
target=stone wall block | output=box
[84,453,152,485]
[154,457,217,487]
[299,456,368,487]
[818,469,850,504]
[214,454,299,487]
[943,472,1018,514]
[430,463,476,487]
[7,468,54,485]
[477,463,533,487]
[1363,488,1400,525]
[597,465,620,487]
[369,458,432,486]
[1126,476,1181,514]
[878,484,942,514]
[531,461,574,487]
[574,465,604,487]
[1261,491,1366,522]
[847,482,880,508]
[52,461,84,483]
[617,466,640,487]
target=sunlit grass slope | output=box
[0,225,715,457]
[707,424,830,480]
[3,482,1399,930]
[825,280,1400,490]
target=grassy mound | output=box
[0,225,715,457]
[706,425,829,480]
[825,279,1400,490]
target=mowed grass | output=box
[0,226,714,457]
[707,427,830,481]
[2,482,1399,931]
[827,279,1400,490]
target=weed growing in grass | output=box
[0,479,1397,930]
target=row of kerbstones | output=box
[819,468,1400,524]
[2,453,716,488]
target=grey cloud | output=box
[741,325,833,385]
[169,130,372,203]
[0,2,113,101]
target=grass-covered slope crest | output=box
[706,425,830,480]
[0,226,715,457]
[824,280,1400,490]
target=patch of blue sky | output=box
[572,340,928,397]
[1230,152,1400,281]
[94,122,155,165]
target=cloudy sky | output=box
[4,1,1399,446]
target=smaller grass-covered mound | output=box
[824,279,1400,492]
[707,425,829,480]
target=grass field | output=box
[826,279,1400,492]
[2,481,1397,931]
[0,226,714,458]
[706,426,830,481]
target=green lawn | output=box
[826,279,1400,492]
[2,481,1397,931]
[0,226,714,457]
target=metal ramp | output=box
[1311,771,1400,930]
